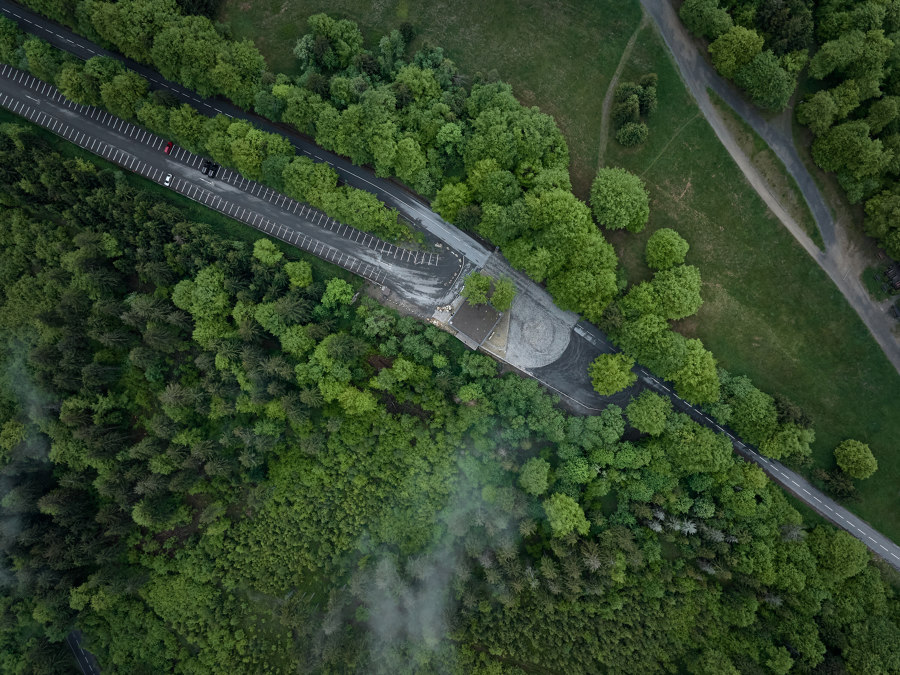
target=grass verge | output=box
[707,88,823,250]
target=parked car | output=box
[207,163,219,178]
[164,141,173,155]
[164,173,172,187]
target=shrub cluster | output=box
[612,73,657,147]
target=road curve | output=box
[638,0,900,374]
[0,0,897,583]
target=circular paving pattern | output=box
[523,319,553,353]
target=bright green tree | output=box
[490,278,516,312]
[590,167,650,232]
[321,278,355,308]
[807,526,869,586]
[461,272,491,305]
[671,339,720,404]
[645,228,689,270]
[518,457,550,496]
[432,182,472,223]
[709,26,764,79]
[252,239,283,266]
[542,493,590,537]
[588,353,637,396]
[284,261,313,288]
[626,391,671,436]
[833,439,878,479]
[652,265,703,320]
[797,90,838,136]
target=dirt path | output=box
[640,0,900,374]
[596,12,648,169]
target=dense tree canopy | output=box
[0,3,897,670]
[0,122,896,673]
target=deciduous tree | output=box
[588,353,636,396]
[542,493,590,537]
[590,167,650,233]
[833,439,877,479]
[645,228,689,270]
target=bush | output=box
[612,95,640,128]
[638,73,659,89]
[638,86,658,116]
[833,439,878,480]
[645,228,689,270]
[590,167,650,232]
[615,81,643,103]
[615,122,649,147]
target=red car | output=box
[164,141,173,154]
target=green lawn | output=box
[604,22,900,538]
[218,0,643,198]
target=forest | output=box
[0,120,899,673]
[680,0,900,258]
[0,1,898,671]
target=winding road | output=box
[639,0,900,374]
[0,7,899,670]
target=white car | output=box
[164,173,173,187]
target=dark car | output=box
[207,163,219,178]
[164,141,174,155]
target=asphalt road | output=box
[67,630,101,674]
[0,0,896,594]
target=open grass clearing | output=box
[218,0,643,198]
[707,89,823,249]
[604,22,900,539]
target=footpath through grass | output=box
[219,0,643,198]
[218,1,900,537]
[605,22,900,538]
[707,89,823,250]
